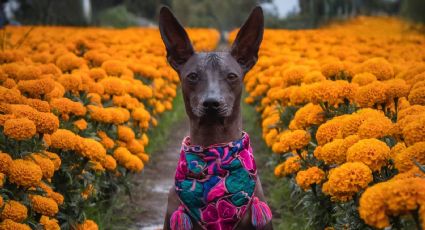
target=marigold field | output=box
[1,16,425,230]
[0,26,219,229]
[230,17,425,229]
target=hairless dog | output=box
[159,6,273,230]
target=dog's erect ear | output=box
[159,6,194,71]
[230,6,264,72]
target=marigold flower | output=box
[58,73,83,92]
[136,153,149,163]
[117,125,135,142]
[408,86,425,105]
[101,155,117,171]
[17,77,55,97]
[88,68,107,81]
[101,60,126,76]
[0,152,12,174]
[394,142,425,172]
[383,79,410,100]
[45,82,65,100]
[0,219,31,230]
[77,219,98,230]
[99,77,128,96]
[9,159,43,187]
[354,81,387,108]
[24,98,50,112]
[323,162,372,202]
[360,58,394,80]
[3,118,36,140]
[126,139,144,154]
[0,86,22,104]
[316,117,345,145]
[37,182,64,205]
[295,167,325,191]
[97,131,115,149]
[321,60,344,79]
[314,139,345,165]
[278,130,310,152]
[351,72,377,86]
[50,98,86,117]
[28,153,56,179]
[0,172,4,188]
[132,107,151,122]
[73,119,88,130]
[39,215,60,230]
[303,71,326,84]
[402,116,425,145]
[346,139,390,171]
[398,105,425,121]
[274,155,301,177]
[30,195,58,217]
[77,138,106,162]
[56,53,85,73]
[357,116,393,139]
[113,147,144,172]
[16,66,42,81]
[0,200,28,222]
[50,129,81,151]
[359,178,425,229]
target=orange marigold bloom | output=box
[30,195,58,217]
[278,130,311,152]
[77,138,106,161]
[24,98,50,112]
[45,82,65,100]
[408,86,425,106]
[359,178,425,229]
[50,129,81,151]
[0,172,4,188]
[303,70,326,84]
[0,86,23,104]
[354,81,387,108]
[394,142,425,172]
[28,153,56,179]
[88,68,107,81]
[58,73,83,92]
[101,155,117,171]
[16,66,42,81]
[8,159,43,187]
[351,72,377,86]
[295,167,325,191]
[346,139,391,171]
[74,119,88,130]
[97,131,115,149]
[39,215,60,230]
[321,60,344,79]
[0,152,12,174]
[314,139,345,165]
[357,116,393,139]
[17,77,55,97]
[3,118,36,140]
[402,116,425,145]
[117,125,135,142]
[99,77,128,96]
[0,200,28,222]
[274,155,301,177]
[136,153,149,163]
[50,98,86,117]
[323,162,372,202]
[101,60,126,76]
[0,219,31,230]
[56,53,85,73]
[383,79,410,100]
[126,139,144,154]
[398,105,425,121]
[316,117,345,145]
[77,219,99,230]
[113,147,144,172]
[360,58,394,80]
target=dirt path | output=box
[131,118,189,230]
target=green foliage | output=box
[96,5,139,28]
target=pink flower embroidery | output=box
[201,199,237,230]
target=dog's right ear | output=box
[159,6,194,71]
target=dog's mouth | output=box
[192,105,230,120]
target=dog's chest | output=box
[174,133,257,228]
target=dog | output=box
[159,6,273,230]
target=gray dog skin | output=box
[159,6,273,230]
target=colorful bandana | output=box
[172,132,262,230]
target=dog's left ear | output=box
[159,6,194,71]
[230,6,264,72]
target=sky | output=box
[272,0,300,18]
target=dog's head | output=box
[159,6,263,123]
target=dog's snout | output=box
[202,98,220,110]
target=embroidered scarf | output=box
[173,132,259,230]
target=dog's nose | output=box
[202,98,220,110]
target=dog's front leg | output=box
[163,186,180,230]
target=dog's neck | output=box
[189,102,242,147]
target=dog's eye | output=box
[186,73,199,82]
[227,73,238,81]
